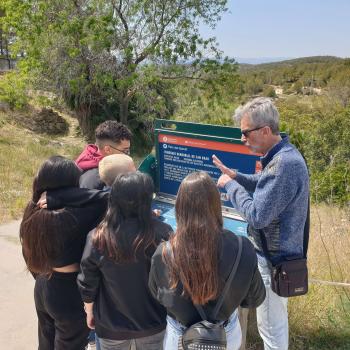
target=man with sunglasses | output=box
[213,97,309,350]
[76,120,132,190]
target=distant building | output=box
[274,86,283,95]
[301,87,322,95]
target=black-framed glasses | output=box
[108,144,130,155]
[241,126,265,138]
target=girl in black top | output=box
[149,171,266,350]
[20,156,107,350]
[77,172,172,350]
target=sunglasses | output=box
[241,126,265,138]
[108,144,130,155]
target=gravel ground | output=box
[0,220,37,349]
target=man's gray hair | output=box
[233,97,280,135]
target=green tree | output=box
[0,8,14,65]
[292,81,303,94]
[3,0,238,137]
[327,69,350,107]
[244,76,263,96]
[262,85,276,98]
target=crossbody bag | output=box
[259,198,310,297]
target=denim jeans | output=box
[256,254,289,350]
[164,310,242,350]
[99,330,165,350]
[96,334,101,350]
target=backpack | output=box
[181,236,243,350]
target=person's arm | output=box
[213,154,259,192]
[212,155,237,179]
[235,172,260,192]
[84,302,95,329]
[46,188,108,233]
[224,156,299,229]
[46,187,108,210]
[77,233,102,306]
[148,245,163,301]
[80,168,105,190]
[240,265,266,308]
[158,222,173,242]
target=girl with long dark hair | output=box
[20,156,107,350]
[149,171,266,349]
[77,171,172,350]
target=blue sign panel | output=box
[157,133,261,208]
[152,200,248,237]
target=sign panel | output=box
[157,133,261,208]
[152,200,248,236]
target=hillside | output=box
[237,56,350,97]
[238,55,344,71]
[0,108,86,223]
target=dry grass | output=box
[288,205,350,349]
[246,205,350,349]
[0,109,85,223]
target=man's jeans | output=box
[256,254,288,350]
[164,310,242,350]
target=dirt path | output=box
[0,220,37,349]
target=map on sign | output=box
[151,199,248,237]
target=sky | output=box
[200,0,350,62]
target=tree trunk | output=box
[76,106,94,142]
[119,95,130,125]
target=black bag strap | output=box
[258,196,310,264]
[302,153,310,259]
[303,197,310,258]
[257,229,273,264]
[195,235,243,320]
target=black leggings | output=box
[34,272,89,350]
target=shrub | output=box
[262,85,277,98]
[0,71,29,109]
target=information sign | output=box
[157,133,261,208]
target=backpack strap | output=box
[195,235,243,320]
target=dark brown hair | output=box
[95,120,132,144]
[93,172,155,263]
[164,171,223,305]
[20,205,77,274]
[20,156,81,274]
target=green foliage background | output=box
[1,5,349,349]
[1,0,349,205]
[171,57,350,205]
[1,0,239,143]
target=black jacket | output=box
[149,231,266,327]
[77,218,172,340]
[46,188,108,267]
[80,168,105,190]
